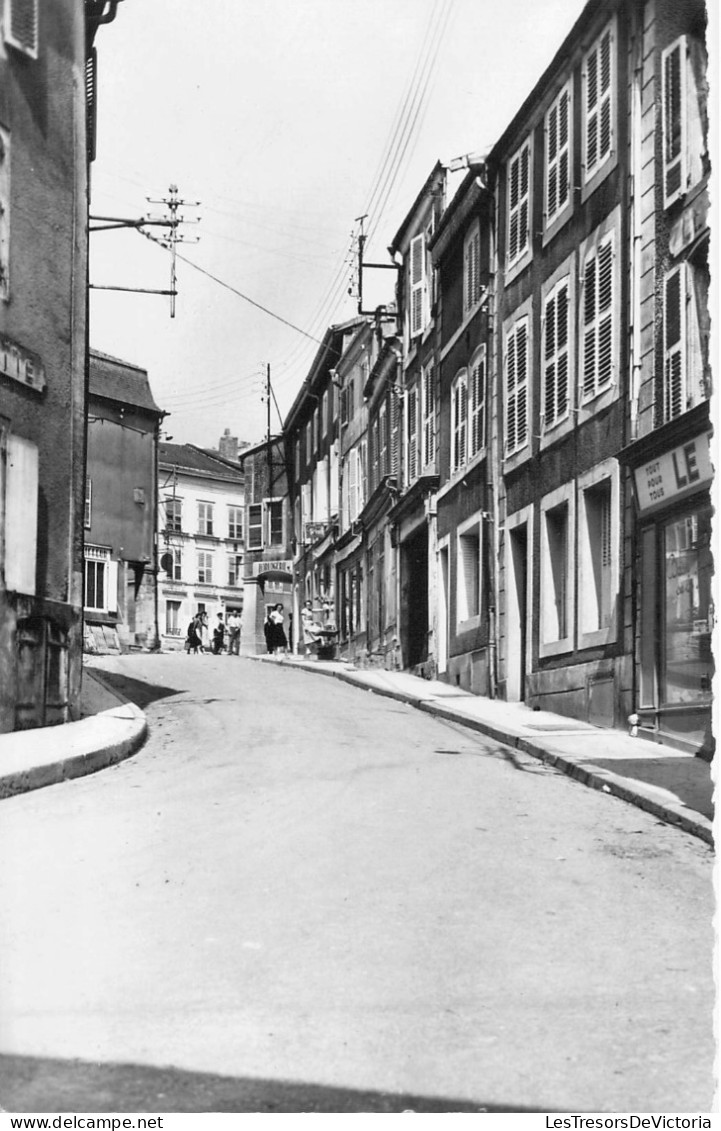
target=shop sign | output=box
[634,433,712,513]
[0,333,46,392]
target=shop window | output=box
[540,485,574,656]
[661,509,713,706]
[578,463,619,647]
[456,517,482,626]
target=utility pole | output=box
[146,184,200,317]
[266,363,272,473]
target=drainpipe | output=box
[487,198,500,699]
[629,19,643,442]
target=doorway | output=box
[505,513,531,701]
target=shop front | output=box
[624,417,714,757]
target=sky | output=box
[88,0,596,449]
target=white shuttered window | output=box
[409,234,425,338]
[451,370,468,473]
[507,140,531,266]
[469,346,486,458]
[662,264,686,422]
[545,84,571,227]
[581,232,614,400]
[421,365,435,468]
[583,21,615,184]
[505,317,529,456]
[543,278,570,428]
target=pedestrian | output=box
[227,610,241,655]
[198,610,209,653]
[186,617,201,655]
[269,602,288,656]
[301,598,322,658]
[212,612,226,655]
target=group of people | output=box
[185,610,241,655]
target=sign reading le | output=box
[634,433,712,514]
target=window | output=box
[197,551,213,584]
[662,38,685,206]
[662,264,686,422]
[409,232,426,337]
[451,370,468,474]
[0,126,9,301]
[312,408,319,453]
[507,139,530,267]
[321,389,329,437]
[540,486,574,655]
[247,504,263,549]
[198,502,214,536]
[165,600,182,636]
[228,554,242,587]
[505,316,529,457]
[545,83,571,231]
[469,346,486,458]
[406,385,418,483]
[83,546,116,614]
[579,478,615,641]
[164,496,182,532]
[457,517,482,625]
[4,0,38,59]
[268,500,283,545]
[378,400,389,479]
[581,232,614,401]
[463,222,482,314]
[421,364,435,469]
[582,20,615,187]
[228,506,243,540]
[164,546,182,580]
[543,277,570,429]
[84,478,92,529]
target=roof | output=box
[158,442,244,482]
[388,161,446,257]
[89,349,162,415]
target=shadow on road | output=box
[0,1053,557,1113]
[90,671,184,711]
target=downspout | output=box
[487,193,500,699]
[629,18,643,442]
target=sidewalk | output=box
[0,665,146,800]
[252,654,715,846]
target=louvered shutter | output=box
[543,281,569,426]
[422,366,435,467]
[464,226,481,312]
[663,266,685,422]
[470,348,486,457]
[390,394,400,481]
[582,235,614,400]
[506,320,528,455]
[406,386,418,481]
[452,374,467,471]
[662,39,685,207]
[546,86,570,223]
[410,234,425,337]
[86,50,98,164]
[5,0,38,58]
[584,23,613,180]
[508,142,530,264]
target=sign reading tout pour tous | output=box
[634,433,712,514]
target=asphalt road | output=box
[0,653,714,1113]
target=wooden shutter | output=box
[5,0,38,58]
[452,374,467,471]
[543,280,569,427]
[410,234,425,337]
[464,225,481,312]
[662,39,685,207]
[86,50,98,164]
[470,348,486,457]
[546,86,570,223]
[506,320,528,455]
[508,141,530,264]
[422,366,435,467]
[582,234,614,400]
[663,265,685,422]
[406,386,418,482]
[584,22,614,180]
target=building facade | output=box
[0,0,89,731]
[158,443,245,650]
[84,350,163,654]
[239,436,292,654]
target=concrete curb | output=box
[253,656,714,846]
[0,673,148,800]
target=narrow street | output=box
[0,654,713,1114]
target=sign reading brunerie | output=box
[634,433,712,514]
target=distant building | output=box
[84,350,164,654]
[0,2,90,731]
[158,444,245,649]
[217,428,250,464]
[238,437,292,654]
